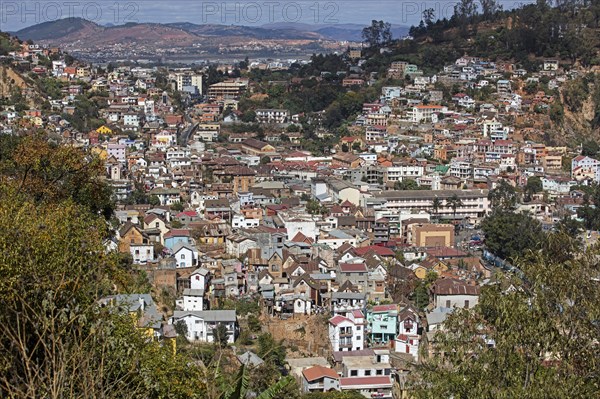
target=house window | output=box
[446,300,451,308]
[181,254,185,260]
[376,370,383,375]
[464,300,470,309]
[365,370,371,376]
[350,370,358,376]
[135,250,139,255]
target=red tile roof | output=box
[177,211,198,218]
[433,278,480,296]
[165,229,191,238]
[372,304,397,313]
[302,366,339,382]
[339,376,392,387]
[353,246,395,257]
[339,263,368,273]
[329,315,352,326]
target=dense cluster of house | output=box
[2,42,591,398]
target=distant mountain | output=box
[13,18,100,41]
[262,22,410,41]
[12,18,406,47]
[13,18,200,46]
[165,22,322,40]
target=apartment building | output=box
[174,72,203,92]
[366,189,491,220]
[207,80,248,100]
[329,310,365,352]
[408,105,447,123]
[255,108,290,124]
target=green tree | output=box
[431,196,442,219]
[148,195,161,206]
[220,364,293,399]
[581,139,599,157]
[257,333,286,368]
[242,110,256,123]
[414,232,600,398]
[394,179,421,190]
[445,194,464,221]
[524,176,543,201]
[361,20,393,47]
[213,323,229,349]
[481,211,544,261]
[422,8,436,26]
[479,0,501,20]
[488,180,518,211]
[0,135,114,219]
[171,201,185,212]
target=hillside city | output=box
[1,2,600,398]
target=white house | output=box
[123,113,141,129]
[301,366,340,394]
[170,310,237,343]
[130,243,154,264]
[433,279,480,309]
[571,155,600,182]
[329,310,365,352]
[180,289,205,311]
[173,243,198,268]
[225,234,259,258]
[394,334,420,362]
[231,214,260,229]
[190,267,210,290]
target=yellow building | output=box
[408,223,455,248]
[96,125,113,135]
[413,257,448,279]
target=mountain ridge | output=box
[12,17,410,44]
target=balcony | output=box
[340,332,353,338]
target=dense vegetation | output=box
[409,0,600,66]
[414,231,600,397]
[0,135,301,398]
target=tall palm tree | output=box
[431,196,442,221]
[446,194,464,222]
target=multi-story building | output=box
[366,304,398,345]
[408,105,447,123]
[365,189,491,220]
[571,155,600,182]
[174,72,203,92]
[255,109,290,124]
[328,310,365,352]
[207,79,248,100]
[385,163,425,183]
[169,310,237,343]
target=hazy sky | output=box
[0,0,534,32]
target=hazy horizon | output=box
[1,0,534,32]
